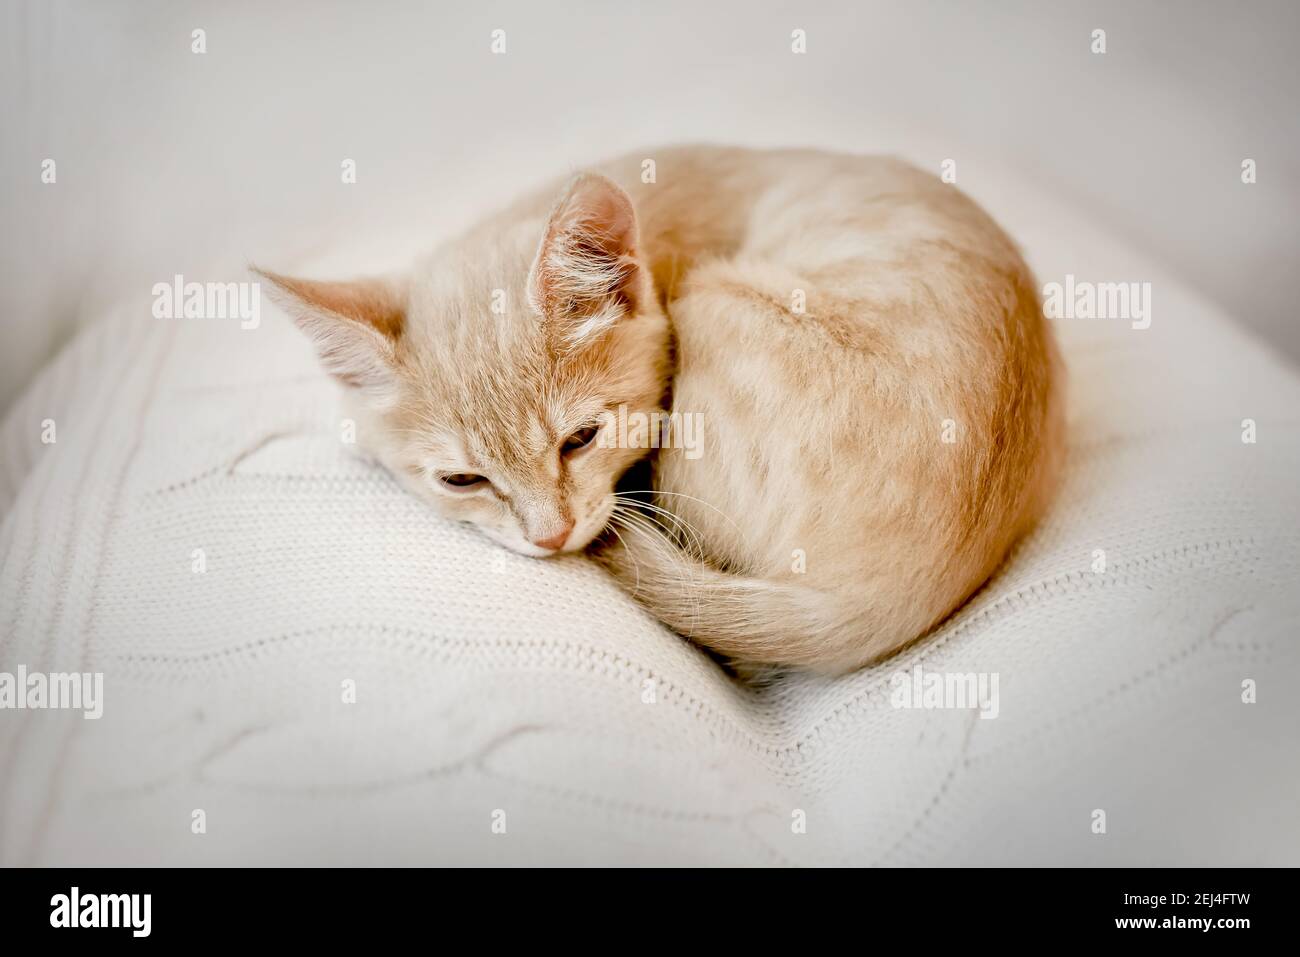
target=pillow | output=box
[2,164,1297,866]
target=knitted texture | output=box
[2,181,1298,866]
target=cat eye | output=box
[562,424,600,454]
[439,472,487,489]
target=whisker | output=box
[605,522,642,598]
[612,496,708,560]
[616,489,743,536]
[608,507,706,629]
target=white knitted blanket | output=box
[2,172,1298,866]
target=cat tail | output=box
[594,522,874,675]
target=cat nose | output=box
[532,520,575,552]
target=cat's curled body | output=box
[262,146,1064,675]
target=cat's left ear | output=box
[528,173,644,351]
[254,268,407,395]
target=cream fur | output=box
[260,145,1065,674]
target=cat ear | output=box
[528,173,643,351]
[255,268,407,394]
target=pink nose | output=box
[532,520,575,552]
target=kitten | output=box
[259,145,1064,674]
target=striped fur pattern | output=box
[261,146,1065,673]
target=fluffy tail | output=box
[594,519,879,674]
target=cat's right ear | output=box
[254,268,407,395]
[528,173,645,352]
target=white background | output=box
[2,0,1297,411]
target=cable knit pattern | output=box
[2,178,1298,866]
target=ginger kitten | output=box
[259,145,1064,674]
